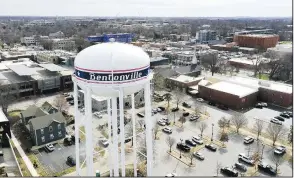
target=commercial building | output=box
[52,39,76,51]
[49,31,65,39]
[233,34,279,49]
[175,51,200,66]
[0,109,11,147]
[20,35,49,46]
[36,50,76,65]
[198,81,259,110]
[150,57,169,67]
[198,30,217,43]
[166,75,204,92]
[87,33,133,43]
[228,57,270,70]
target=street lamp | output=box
[261,143,265,160]
[211,124,214,142]
[179,138,183,159]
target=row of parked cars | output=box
[270,111,292,125]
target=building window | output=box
[50,134,54,140]
[58,124,61,129]
[41,129,44,134]
[58,131,62,137]
[41,136,45,142]
[49,126,53,132]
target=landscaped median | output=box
[167,150,196,167]
[10,140,31,177]
[27,153,49,176]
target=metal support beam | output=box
[119,90,126,176]
[74,82,81,176]
[112,96,119,176]
[132,93,137,177]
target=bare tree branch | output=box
[230,113,248,133]
[166,136,176,153]
[253,119,264,140]
[266,123,287,146]
[198,122,208,137]
[53,95,69,112]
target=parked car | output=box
[193,152,204,160]
[274,116,285,121]
[208,102,216,106]
[44,144,55,152]
[189,115,199,121]
[171,108,179,112]
[205,144,217,151]
[157,107,165,112]
[93,112,103,118]
[274,146,286,155]
[165,173,177,177]
[243,136,254,144]
[162,127,172,134]
[196,98,204,102]
[69,100,74,105]
[125,138,132,143]
[137,112,145,118]
[176,143,191,152]
[234,162,247,172]
[220,167,238,177]
[100,138,109,147]
[63,93,70,97]
[258,162,277,176]
[71,135,80,143]
[286,111,292,117]
[63,137,73,146]
[66,96,74,102]
[185,139,196,147]
[66,156,76,166]
[260,102,268,107]
[182,102,191,108]
[218,104,229,110]
[157,119,167,126]
[280,112,290,118]
[192,136,203,144]
[151,109,158,114]
[238,153,254,165]
[270,118,282,125]
[255,103,263,109]
[183,112,190,117]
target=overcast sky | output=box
[1,0,292,17]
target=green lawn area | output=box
[279,41,292,44]
[257,74,269,80]
[8,110,22,117]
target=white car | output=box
[100,138,109,147]
[244,136,254,144]
[162,127,172,134]
[274,146,286,155]
[45,143,55,152]
[157,119,167,126]
[152,109,158,114]
[165,173,177,177]
[80,108,85,113]
[238,153,254,165]
[260,102,268,107]
[192,136,203,144]
[196,98,204,102]
[193,152,204,160]
[270,118,282,125]
[93,112,102,118]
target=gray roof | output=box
[7,64,39,76]
[28,112,66,130]
[21,105,47,118]
[38,64,67,72]
[175,64,201,74]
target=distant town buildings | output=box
[234,34,279,49]
[52,38,75,51]
[198,30,217,43]
[87,33,133,43]
[49,31,65,39]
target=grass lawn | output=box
[10,141,32,177]
[257,74,269,80]
[8,110,22,117]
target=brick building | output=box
[234,34,279,49]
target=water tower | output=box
[72,40,154,176]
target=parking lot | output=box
[35,141,86,175]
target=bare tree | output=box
[201,52,219,76]
[270,153,285,174]
[188,152,194,165]
[230,113,248,133]
[163,93,172,109]
[152,72,166,91]
[194,104,204,115]
[166,136,176,153]
[266,123,287,146]
[198,122,208,137]
[253,119,264,140]
[173,90,184,109]
[251,55,263,77]
[153,124,160,140]
[245,144,252,157]
[288,125,293,143]
[218,116,227,133]
[178,116,186,127]
[53,95,69,112]
[215,161,222,176]
[125,120,134,146]
[228,65,236,76]
[0,81,17,115]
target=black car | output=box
[205,144,217,151]
[258,162,277,176]
[158,106,165,111]
[125,138,132,143]
[274,116,285,121]
[208,102,216,106]
[171,108,179,112]
[66,96,74,102]
[176,143,191,152]
[63,137,73,146]
[218,105,229,110]
[69,100,74,105]
[185,139,196,147]
[255,103,263,109]
[234,162,247,172]
[220,167,238,177]
[280,113,290,118]
[137,113,145,118]
[286,111,292,117]
[182,102,191,108]
[67,156,76,166]
[183,112,190,117]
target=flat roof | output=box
[227,76,292,94]
[0,109,8,122]
[38,63,67,72]
[6,64,39,76]
[207,81,258,98]
[0,71,33,84]
[170,75,204,83]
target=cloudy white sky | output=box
[0,0,292,17]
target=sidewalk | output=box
[11,133,39,177]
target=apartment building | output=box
[52,39,75,51]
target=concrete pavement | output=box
[11,133,39,177]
